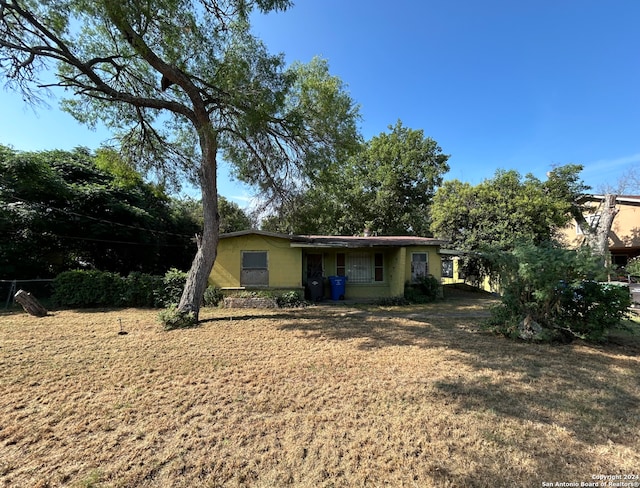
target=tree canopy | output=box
[0,145,199,278]
[263,121,449,236]
[430,165,590,277]
[0,0,361,320]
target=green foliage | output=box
[121,272,163,308]
[52,269,187,309]
[404,275,442,303]
[430,166,588,280]
[554,281,631,341]
[203,285,223,307]
[158,304,197,330]
[275,290,307,308]
[626,256,640,277]
[0,146,199,278]
[158,268,188,306]
[52,270,127,308]
[485,243,631,342]
[262,120,448,236]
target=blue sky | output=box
[1,0,639,204]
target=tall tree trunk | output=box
[178,125,220,321]
[574,194,618,265]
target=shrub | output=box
[626,256,640,278]
[554,281,631,341]
[203,285,223,307]
[53,269,187,309]
[53,270,126,308]
[485,242,631,342]
[158,304,197,330]
[122,272,164,308]
[155,268,187,306]
[404,275,441,303]
[276,290,307,308]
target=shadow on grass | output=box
[276,303,640,448]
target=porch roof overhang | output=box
[290,235,448,248]
[219,230,448,249]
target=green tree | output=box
[264,121,449,236]
[430,166,588,279]
[0,1,360,320]
[0,145,199,277]
[175,195,252,233]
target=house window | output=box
[336,253,346,277]
[338,252,385,283]
[411,253,428,282]
[241,251,268,286]
[442,258,453,278]
[348,252,372,283]
[374,253,384,282]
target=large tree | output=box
[0,145,199,277]
[263,121,449,236]
[430,165,589,277]
[0,0,360,320]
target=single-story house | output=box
[209,230,448,300]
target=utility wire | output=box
[3,194,198,239]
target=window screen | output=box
[347,253,372,283]
[411,253,428,282]
[241,251,268,286]
[242,251,267,269]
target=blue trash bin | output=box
[328,275,347,300]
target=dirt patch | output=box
[1,302,638,487]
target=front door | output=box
[305,253,324,301]
[306,253,323,280]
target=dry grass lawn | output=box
[1,297,639,487]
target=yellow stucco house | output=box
[559,195,640,270]
[209,230,448,300]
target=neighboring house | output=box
[559,195,640,269]
[209,230,448,300]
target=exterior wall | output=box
[610,204,640,250]
[559,200,640,267]
[211,234,443,299]
[403,246,443,283]
[305,249,393,299]
[209,234,302,289]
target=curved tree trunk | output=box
[178,125,220,321]
[574,194,618,266]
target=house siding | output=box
[209,231,446,300]
[559,196,640,266]
[210,234,302,289]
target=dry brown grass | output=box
[1,299,639,487]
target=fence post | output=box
[4,280,16,309]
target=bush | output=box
[158,304,197,330]
[485,243,631,342]
[53,270,127,308]
[276,290,307,308]
[404,275,441,303]
[121,272,164,308]
[155,268,187,307]
[554,281,631,341]
[203,285,223,307]
[53,268,187,309]
[626,256,640,278]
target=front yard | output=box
[1,300,639,487]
